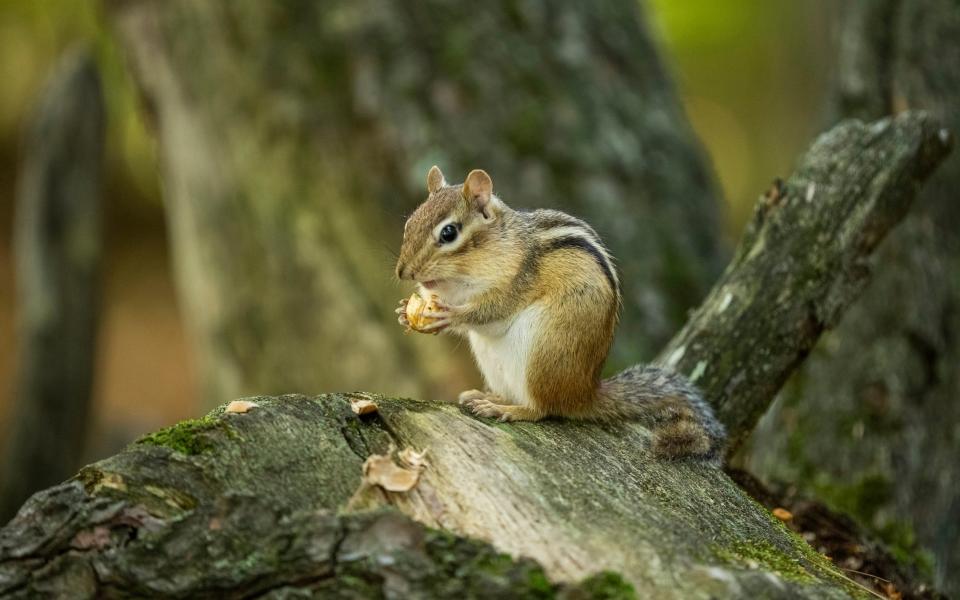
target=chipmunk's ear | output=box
[427,165,447,194]
[463,169,498,220]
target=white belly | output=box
[467,304,543,407]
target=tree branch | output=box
[657,111,952,452]
[0,113,949,598]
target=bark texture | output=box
[105,0,726,405]
[1,51,104,522]
[657,112,950,452]
[0,395,852,600]
[0,113,948,599]
[0,480,639,599]
[745,2,960,595]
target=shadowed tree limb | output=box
[657,111,952,453]
[0,50,104,522]
[0,112,949,598]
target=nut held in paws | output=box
[404,292,440,332]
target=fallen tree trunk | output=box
[0,113,949,598]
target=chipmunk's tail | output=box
[596,365,726,462]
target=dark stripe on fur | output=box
[530,212,584,231]
[544,236,617,292]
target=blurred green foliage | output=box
[649,0,836,231]
[0,0,835,231]
[0,0,157,206]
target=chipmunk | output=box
[395,166,726,460]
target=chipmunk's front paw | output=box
[418,300,457,334]
[395,298,411,328]
[399,294,460,334]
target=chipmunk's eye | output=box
[439,223,459,244]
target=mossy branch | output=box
[657,111,952,452]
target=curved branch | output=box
[657,111,952,452]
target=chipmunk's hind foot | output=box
[458,390,543,422]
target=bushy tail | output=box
[596,365,726,462]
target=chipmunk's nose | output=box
[396,262,410,280]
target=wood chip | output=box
[225,400,259,414]
[397,447,429,469]
[351,399,378,416]
[882,582,902,600]
[362,453,422,492]
[772,507,793,522]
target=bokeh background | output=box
[7,1,959,597]
[0,0,835,462]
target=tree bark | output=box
[0,112,947,599]
[1,50,104,522]
[744,2,960,595]
[104,0,726,406]
[0,395,853,600]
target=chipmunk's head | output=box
[396,166,507,295]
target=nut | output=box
[404,292,439,332]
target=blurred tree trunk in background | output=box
[0,51,104,521]
[104,0,725,406]
[745,0,960,594]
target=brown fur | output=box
[641,395,713,459]
[592,381,717,459]
[651,420,713,458]
[525,248,618,417]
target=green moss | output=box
[407,512,634,599]
[810,473,933,576]
[712,528,869,598]
[379,396,442,414]
[727,481,879,598]
[315,569,383,598]
[577,571,637,599]
[422,527,555,598]
[713,539,817,584]
[526,570,553,595]
[812,473,892,524]
[136,414,225,455]
[877,520,935,577]
[775,384,934,582]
